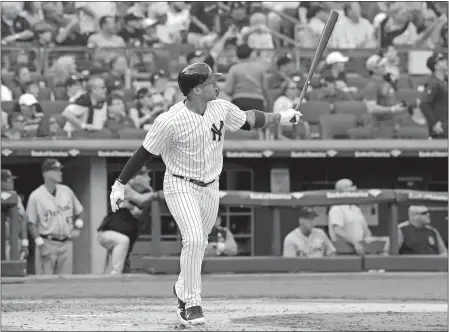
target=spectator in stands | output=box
[378,5,418,48]
[399,205,447,255]
[187,2,218,48]
[59,75,85,102]
[127,2,149,19]
[118,13,144,46]
[150,70,177,109]
[273,77,302,114]
[420,53,448,139]
[360,54,407,138]
[1,82,13,101]
[75,2,117,37]
[104,55,128,95]
[104,93,135,134]
[33,22,55,48]
[1,110,9,132]
[224,44,268,112]
[310,73,357,104]
[21,2,44,26]
[21,80,52,101]
[62,76,107,134]
[98,167,157,275]
[266,54,296,102]
[205,208,238,257]
[129,88,164,129]
[87,49,111,75]
[241,12,274,50]
[48,55,78,95]
[321,52,349,85]
[1,2,34,44]
[10,93,45,138]
[222,2,250,36]
[164,2,191,44]
[307,4,330,45]
[331,2,376,48]
[87,16,126,49]
[328,179,389,256]
[416,9,448,48]
[10,66,32,99]
[283,207,336,258]
[3,112,28,140]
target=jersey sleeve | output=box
[68,187,83,215]
[25,193,39,224]
[142,113,174,155]
[282,233,298,257]
[223,100,247,132]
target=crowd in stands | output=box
[1,1,448,141]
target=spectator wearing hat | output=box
[420,53,448,139]
[118,13,145,46]
[398,206,447,255]
[205,208,238,257]
[62,76,107,134]
[98,167,157,274]
[11,93,47,136]
[33,21,55,47]
[27,159,84,275]
[87,15,126,49]
[359,54,407,138]
[224,44,268,113]
[129,88,164,130]
[328,179,389,256]
[1,169,29,261]
[1,2,34,44]
[331,2,375,48]
[104,93,135,134]
[283,207,336,258]
[321,52,349,85]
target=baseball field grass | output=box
[1,272,448,331]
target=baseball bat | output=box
[294,10,339,112]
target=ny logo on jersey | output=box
[211,121,224,141]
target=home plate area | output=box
[1,298,447,331]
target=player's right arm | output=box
[110,114,173,212]
[283,234,298,257]
[25,193,45,247]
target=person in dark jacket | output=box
[97,167,158,274]
[420,52,448,139]
[398,205,447,255]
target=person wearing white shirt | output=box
[331,3,376,48]
[2,84,13,101]
[75,2,117,35]
[328,178,389,256]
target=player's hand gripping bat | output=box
[291,10,339,122]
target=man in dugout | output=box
[420,52,448,139]
[398,206,447,255]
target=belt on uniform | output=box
[173,174,215,187]
[40,234,69,242]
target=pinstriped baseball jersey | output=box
[26,184,83,237]
[143,99,247,182]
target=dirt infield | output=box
[2,273,448,331]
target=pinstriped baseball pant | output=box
[164,174,220,309]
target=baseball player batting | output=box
[110,62,302,326]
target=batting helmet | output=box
[177,62,222,96]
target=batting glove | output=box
[279,109,302,126]
[110,180,125,213]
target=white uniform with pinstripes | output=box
[143,99,247,308]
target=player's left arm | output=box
[223,100,301,132]
[434,228,448,255]
[68,187,84,229]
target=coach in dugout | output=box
[420,52,448,139]
[328,178,389,256]
[26,159,84,275]
[283,207,336,257]
[97,167,158,275]
[398,206,447,255]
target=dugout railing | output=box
[143,189,448,274]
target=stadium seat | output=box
[282,122,310,140]
[348,127,373,139]
[71,129,116,139]
[396,89,420,107]
[299,101,332,124]
[1,101,15,113]
[395,126,429,139]
[333,101,368,121]
[40,101,69,116]
[117,128,148,139]
[346,73,368,90]
[319,114,357,139]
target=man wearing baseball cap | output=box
[1,169,29,260]
[26,159,84,275]
[420,52,448,139]
[360,54,407,138]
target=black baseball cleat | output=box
[173,284,189,327]
[185,306,205,326]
